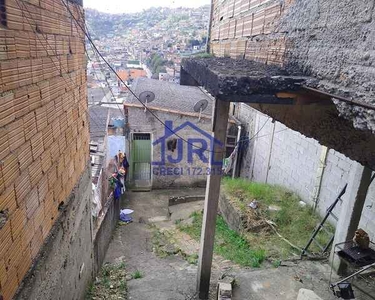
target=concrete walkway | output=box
[104,189,375,300]
[104,189,206,300]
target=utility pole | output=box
[197,99,230,299]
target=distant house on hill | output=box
[124,78,239,190]
[158,72,171,81]
[126,60,143,69]
[117,69,147,86]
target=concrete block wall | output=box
[0,0,89,299]
[267,121,321,203]
[249,113,273,183]
[237,104,375,241]
[316,150,354,222]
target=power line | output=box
[15,0,107,133]
[236,118,270,146]
[62,0,223,154]
[238,128,288,144]
[63,0,268,155]
[74,6,127,117]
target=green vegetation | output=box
[178,178,333,267]
[131,270,143,279]
[221,178,334,259]
[152,228,174,258]
[179,211,266,267]
[272,260,282,268]
[86,262,127,299]
[151,227,199,265]
[186,253,199,265]
[147,53,168,78]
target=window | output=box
[0,0,6,27]
[133,133,151,141]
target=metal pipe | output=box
[232,125,242,178]
[301,85,375,111]
[331,262,375,288]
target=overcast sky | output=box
[84,0,210,14]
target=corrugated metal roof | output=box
[125,78,213,116]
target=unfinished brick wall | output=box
[0,0,89,299]
[210,0,289,65]
[210,0,375,132]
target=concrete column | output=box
[197,99,230,299]
[331,164,373,275]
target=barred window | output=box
[0,0,6,27]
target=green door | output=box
[131,133,152,189]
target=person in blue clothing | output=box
[114,174,123,200]
[122,153,130,181]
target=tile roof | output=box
[117,69,147,82]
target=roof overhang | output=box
[123,102,238,124]
[181,57,375,169]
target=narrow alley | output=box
[103,189,203,300]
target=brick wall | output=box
[210,0,288,65]
[0,0,89,299]
[236,103,375,241]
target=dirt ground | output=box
[103,189,375,300]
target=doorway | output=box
[131,133,152,190]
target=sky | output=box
[84,0,210,14]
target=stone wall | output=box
[236,103,375,240]
[218,189,245,233]
[0,0,89,299]
[209,0,375,132]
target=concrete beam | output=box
[180,57,375,172]
[331,164,373,275]
[217,94,295,104]
[249,103,375,170]
[180,67,199,87]
[197,99,230,299]
[180,57,307,99]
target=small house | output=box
[124,78,239,190]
